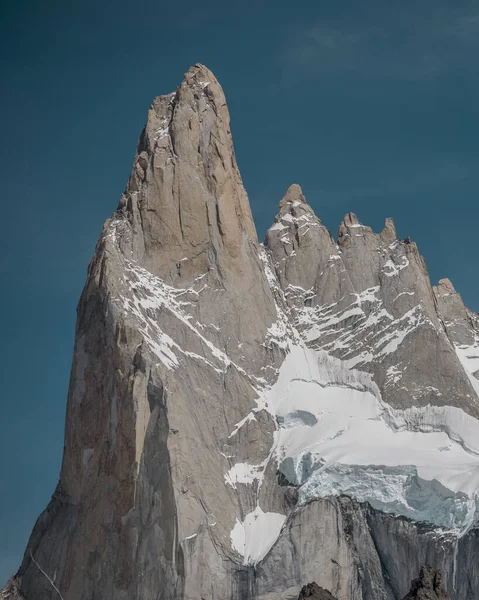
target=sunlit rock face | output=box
[4,64,479,600]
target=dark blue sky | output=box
[1,0,478,585]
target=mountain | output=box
[3,64,479,600]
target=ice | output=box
[230,507,286,565]
[277,410,318,428]
[299,464,477,529]
[261,346,479,531]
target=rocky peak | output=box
[402,566,450,600]
[434,277,479,370]
[275,184,317,222]
[265,185,336,294]
[435,278,456,296]
[380,216,397,242]
[434,278,469,328]
[342,212,360,227]
[265,188,479,416]
[337,212,374,244]
[278,183,307,209]
[117,62,257,282]
[271,183,320,235]
[183,62,218,88]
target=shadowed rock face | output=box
[3,64,479,600]
[298,582,338,599]
[402,566,450,600]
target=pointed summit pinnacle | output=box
[342,212,360,227]
[437,278,456,291]
[381,217,397,242]
[279,184,306,209]
[435,278,457,297]
[337,213,374,244]
[120,63,257,280]
[177,63,228,108]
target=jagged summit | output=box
[337,212,374,242]
[342,211,361,226]
[116,62,258,282]
[183,62,218,85]
[274,184,321,222]
[436,277,456,294]
[5,65,479,600]
[278,183,307,208]
[153,63,224,106]
[381,215,397,241]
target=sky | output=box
[1,0,479,586]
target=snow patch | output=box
[225,462,264,488]
[230,507,286,565]
[382,256,409,277]
[155,127,169,140]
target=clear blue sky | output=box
[1,0,478,585]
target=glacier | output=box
[227,344,479,546]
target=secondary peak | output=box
[279,184,306,209]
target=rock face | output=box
[1,579,25,600]
[298,582,338,599]
[402,566,450,600]
[3,64,479,600]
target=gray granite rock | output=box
[4,64,479,600]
